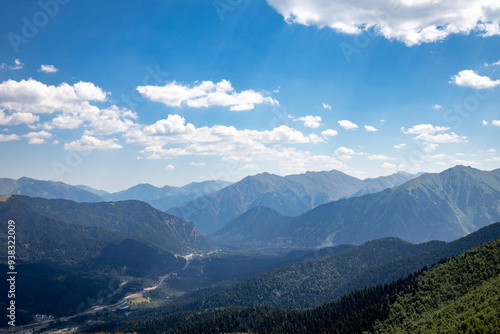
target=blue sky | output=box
[0,0,499,192]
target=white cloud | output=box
[322,103,332,110]
[424,154,446,161]
[493,120,500,126]
[413,132,467,143]
[87,106,137,135]
[0,110,39,125]
[38,64,59,73]
[338,120,358,130]
[450,70,500,89]
[12,59,23,69]
[424,143,438,152]
[381,162,397,170]
[394,143,406,149]
[0,134,20,142]
[190,162,206,166]
[64,135,123,151]
[28,138,45,144]
[165,164,175,170]
[0,79,107,114]
[137,79,278,111]
[367,154,397,160]
[9,59,24,70]
[432,104,442,109]
[402,124,449,134]
[127,115,323,148]
[0,78,134,134]
[222,156,253,162]
[364,125,378,132]
[266,0,500,46]
[23,131,52,140]
[52,140,59,145]
[485,59,500,67]
[321,129,339,137]
[483,120,489,126]
[402,124,466,144]
[335,146,355,156]
[381,162,408,173]
[452,159,480,166]
[380,119,386,122]
[239,163,258,170]
[488,149,496,153]
[294,115,322,128]
[0,60,24,70]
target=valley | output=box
[1,166,499,333]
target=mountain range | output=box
[168,170,418,234]
[0,177,103,202]
[0,177,232,212]
[209,166,500,249]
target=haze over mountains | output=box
[168,170,418,234]
[0,177,103,203]
[0,177,232,212]
[210,166,500,249]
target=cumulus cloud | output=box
[493,120,500,126]
[64,135,123,151]
[364,125,378,132]
[137,79,278,111]
[321,129,338,137]
[293,115,322,128]
[190,162,206,166]
[86,106,138,136]
[403,123,467,144]
[266,0,500,46]
[452,159,480,166]
[0,110,39,125]
[28,138,45,144]
[0,134,20,142]
[338,120,358,130]
[165,164,175,170]
[483,120,489,126]
[23,131,52,140]
[127,114,323,148]
[322,103,332,110]
[424,143,439,152]
[367,154,397,160]
[402,124,449,134]
[335,146,355,155]
[0,79,107,114]
[414,132,467,143]
[38,64,59,73]
[394,143,406,149]
[450,70,500,89]
[432,104,442,109]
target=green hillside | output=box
[86,235,500,333]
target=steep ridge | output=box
[211,166,500,249]
[168,170,417,234]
